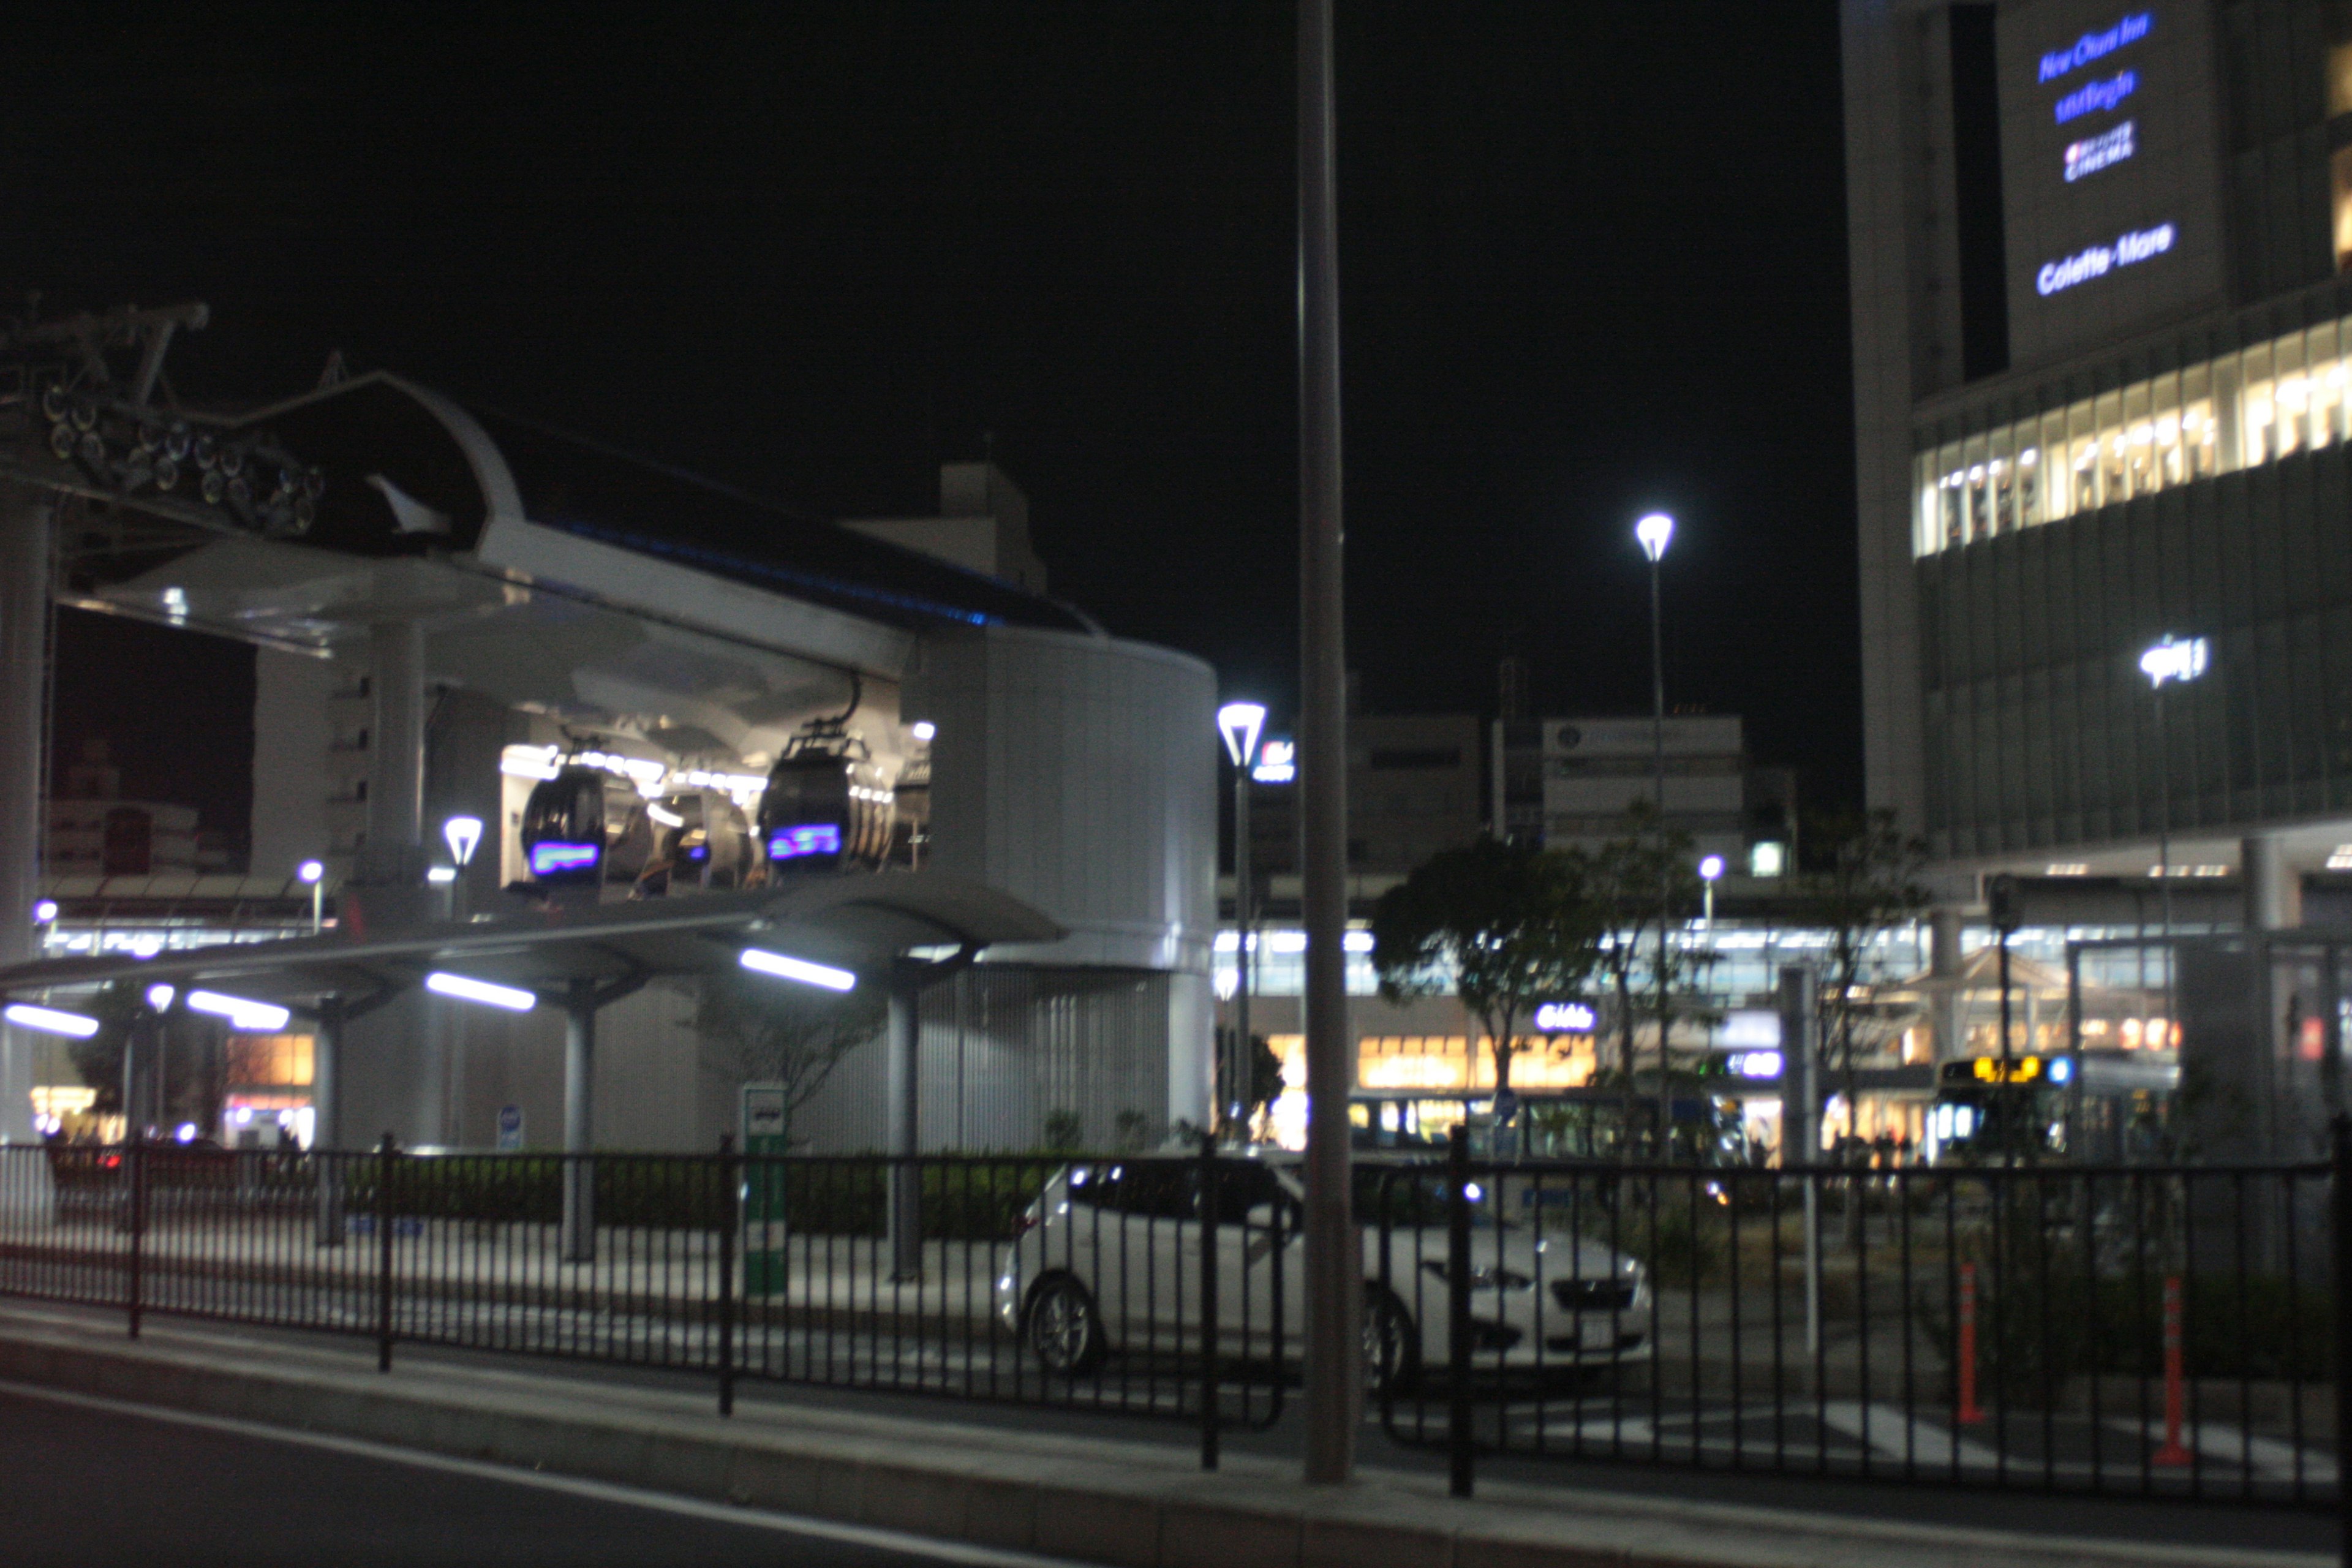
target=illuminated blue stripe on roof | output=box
[547,518,995,628]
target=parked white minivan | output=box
[993,1150,1648,1391]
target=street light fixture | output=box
[1216,702,1268,1134]
[298,859,325,935]
[1635,513,1675,1159]
[1698,853,1724,929]
[2139,635,2210,939]
[443,815,483,869]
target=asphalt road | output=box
[0,1386,1072,1568]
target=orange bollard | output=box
[2153,1274,2192,1466]
[1956,1262,1983,1425]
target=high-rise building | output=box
[1845,1,2352,901]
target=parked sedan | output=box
[994,1150,1647,1391]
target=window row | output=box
[1914,315,2352,556]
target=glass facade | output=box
[1912,312,2352,556]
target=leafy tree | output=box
[694,970,886,1148]
[1586,801,1702,1154]
[1790,808,1930,1155]
[1370,838,1607,1094]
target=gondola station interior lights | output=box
[3,1003,100,1038]
[739,948,858,992]
[424,972,538,1011]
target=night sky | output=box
[6,5,1856,858]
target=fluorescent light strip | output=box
[186,990,293,1033]
[739,948,857,992]
[424,972,538,1012]
[4,1003,100,1039]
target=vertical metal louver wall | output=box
[788,965,1172,1152]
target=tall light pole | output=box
[298,860,325,935]
[1635,513,1674,1158]
[443,815,483,923]
[2139,635,2209,941]
[1698,853,1723,930]
[1216,704,1267,1134]
[1297,0,1357,1487]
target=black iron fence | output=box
[0,1134,2339,1510]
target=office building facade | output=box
[1846,0,2352,889]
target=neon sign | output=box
[2038,12,2152,84]
[2054,69,2136,124]
[766,823,843,861]
[527,841,601,876]
[2036,222,2174,296]
[2064,120,2134,182]
[1532,1001,1594,1033]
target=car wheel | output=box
[1027,1276,1106,1375]
[1363,1287,1420,1396]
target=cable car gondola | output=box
[757,720,892,876]
[519,765,610,887]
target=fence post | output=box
[1956,1262,1981,1424]
[717,1133,737,1418]
[377,1133,396,1373]
[2331,1114,2351,1567]
[126,1135,144,1340]
[1200,1131,1220,1471]
[1448,1123,1474,1498]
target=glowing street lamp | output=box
[1635,513,1676,1157]
[2139,635,2210,937]
[298,859,325,934]
[442,815,484,868]
[1698,853,1725,928]
[1216,702,1268,1134]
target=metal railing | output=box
[0,1138,1284,1463]
[0,1130,2340,1513]
[1373,1125,2342,1511]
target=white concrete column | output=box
[0,484,54,1144]
[561,978,595,1263]
[1929,905,1966,1064]
[887,978,921,1279]
[366,620,426,864]
[312,1000,345,1245]
[2244,834,2301,932]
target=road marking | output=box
[1817,1401,2006,1471]
[2099,1416,2338,1483]
[0,1378,1091,1568]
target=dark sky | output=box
[7,4,1857,852]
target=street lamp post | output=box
[443,815,484,922]
[2139,635,2210,941]
[1216,704,1267,1135]
[1635,513,1675,1159]
[298,860,325,935]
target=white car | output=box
[994,1151,1648,1392]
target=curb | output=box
[0,1308,2321,1568]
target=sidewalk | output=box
[0,1300,2320,1568]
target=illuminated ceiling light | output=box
[3,1003,100,1039]
[738,948,857,992]
[2328,845,2352,871]
[186,990,292,1032]
[2045,863,2089,876]
[425,972,537,1012]
[442,815,484,868]
[910,721,936,743]
[2139,635,2209,688]
[1216,702,1267,769]
[645,802,685,829]
[426,866,457,884]
[145,984,176,1011]
[1634,512,1675,563]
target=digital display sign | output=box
[766,823,842,862]
[1999,1,2224,368]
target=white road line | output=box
[0,1378,1092,1568]
[2098,1416,2339,1484]
[1816,1401,2006,1471]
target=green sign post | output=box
[741,1083,789,1295]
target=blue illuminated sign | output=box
[2063,119,2134,182]
[766,823,843,862]
[528,841,601,876]
[2038,11,2151,83]
[2054,69,2136,124]
[2036,222,2174,296]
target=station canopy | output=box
[0,873,1063,1008]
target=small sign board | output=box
[742,1084,788,1148]
[495,1104,524,1152]
[739,1082,791,1295]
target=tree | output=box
[694,969,888,1148]
[1586,800,1702,1155]
[1790,808,1930,1158]
[1370,838,1607,1095]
